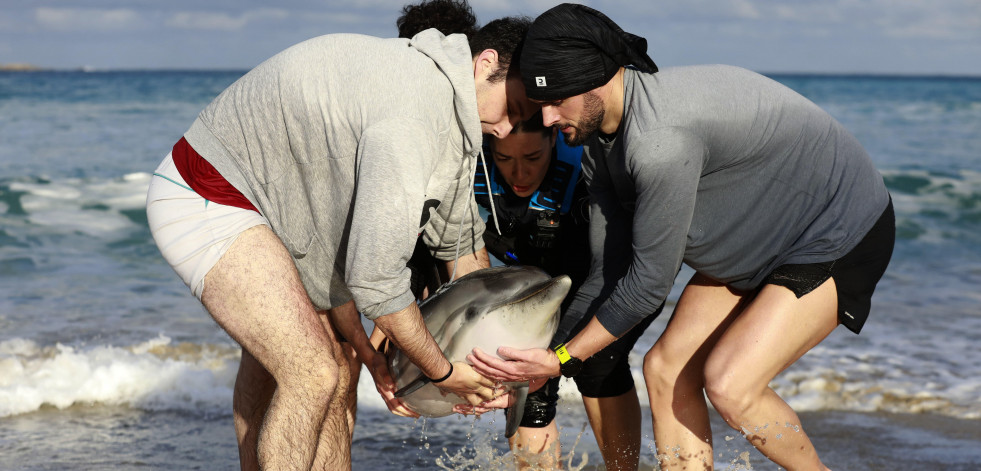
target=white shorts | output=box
[146,153,268,299]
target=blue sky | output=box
[1,0,979,75]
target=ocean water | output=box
[0,70,979,470]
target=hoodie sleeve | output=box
[420,155,486,261]
[346,119,436,320]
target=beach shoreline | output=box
[1,403,978,470]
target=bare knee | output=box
[703,359,755,426]
[276,350,344,405]
[644,346,683,403]
[312,354,344,401]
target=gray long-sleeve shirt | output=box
[563,65,890,338]
[182,30,485,319]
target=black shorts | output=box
[519,376,561,428]
[763,198,895,334]
[519,306,660,428]
[571,307,659,398]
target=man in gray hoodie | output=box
[146,16,537,471]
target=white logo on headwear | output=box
[535,76,547,87]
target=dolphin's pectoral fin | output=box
[394,374,430,398]
[504,382,529,438]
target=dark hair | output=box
[397,1,529,84]
[396,0,478,39]
[509,110,549,137]
[470,16,531,83]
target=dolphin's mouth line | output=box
[394,376,429,398]
[495,275,569,308]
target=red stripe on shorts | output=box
[171,137,259,213]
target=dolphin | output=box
[388,265,571,437]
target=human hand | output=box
[452,377,549,416]
[434,361,506,407]
[467,346,560,382]
[366,351,419,418]
[453,392,511,416]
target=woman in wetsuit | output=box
[474,115,658,471]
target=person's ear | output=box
[473,49,500,79]
[549,126,558,148]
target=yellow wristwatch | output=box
[553,343,583,377]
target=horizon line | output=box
[3,64,980,79]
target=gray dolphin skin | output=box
[388,266,572,437]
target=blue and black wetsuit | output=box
[475,138,590,290]
[475,138,660,427]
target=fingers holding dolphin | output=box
[467,347,514,381]
[468,346,561,382]
[435,361,505,405]
[381,389,420,417]
[367,351,420,417]
[386,266,571,424]
[453,392,512,416]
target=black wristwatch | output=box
[553,343,583,378]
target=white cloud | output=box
[166,9,290,31]
[730,0,762,20]
[877,3,981,40]
[318,11,382,27]
[612,0,981,42]
[8,0,980,74]
[742,0,980,40]
[470,0,565,16]
[771,4,842,22]
[35,7,146,32]
[167,12,246,31]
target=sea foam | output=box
[0,335,238,418]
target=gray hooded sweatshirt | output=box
[182,30,485,319]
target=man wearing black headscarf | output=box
[470,4,894,470]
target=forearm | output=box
[369,325,387,350]
[327,300,375,362]
[372,302,451,380]
[563,316,618,363]
[444,246,490,277]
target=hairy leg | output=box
[318,310,362,437]
[312,312,362,470]
[201,225,346,470]
[236,312,362,471]
[509,421,561,470]
[312,343,352,471]
[340,341,361,437]
[234,349,275,471]
[581,388,642,471]
[703,280,838,471]
[643,274,749,470]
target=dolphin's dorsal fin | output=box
[504,382,530,438]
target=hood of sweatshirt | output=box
[409,29,483,158]
[408,29,491,278]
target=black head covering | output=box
[520,3,657,101]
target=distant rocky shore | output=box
[0,63,45,71]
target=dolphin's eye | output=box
[464,306,482,320]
